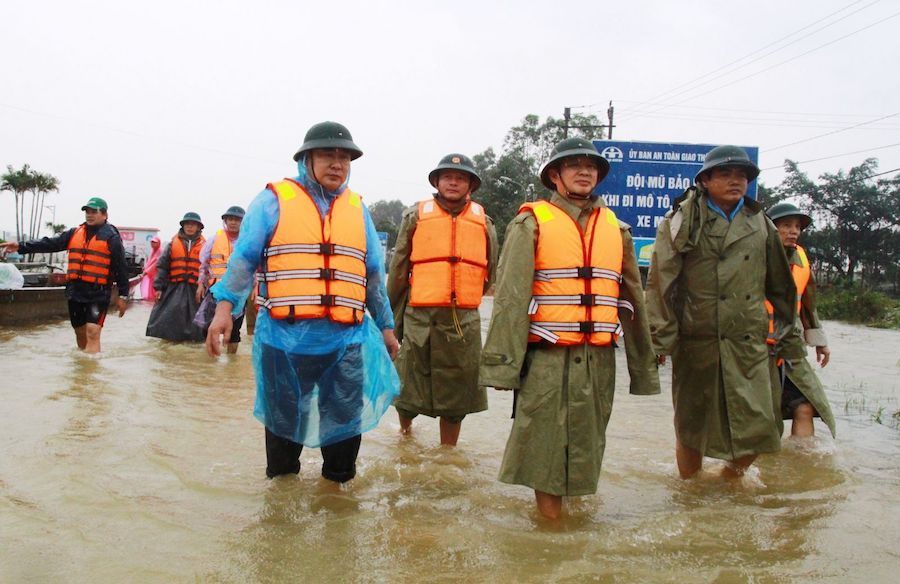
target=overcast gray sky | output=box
[2,0,898,238]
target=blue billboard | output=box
[594,140,759,266]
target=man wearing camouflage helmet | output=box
[765,202,835,439]
[205,121,400,484]
[146,211,206,342]
[194,205,247,354]
[646,145,805,480]
[387,153,498,446]
[479,138,660,519]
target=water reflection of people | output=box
[139,236,161,302]
[3,196,129,353]
[146,212,206,342]
[480,138,660,519]
[206,121,399,484]
[765,202,836,439]
[646,145,806,480]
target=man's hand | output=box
[493,386,514,391]
[816,346,831,368]
[2,242,19,256]
[206,300,235,357]
[155,289,162,301]
[657,355,667,366]
[116,297,127,317]
[382,329,400,360]
[195,284,206,304]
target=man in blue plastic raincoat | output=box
[206,121,400,483]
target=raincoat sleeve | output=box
[197,232,215,288]
[105,226,131,299]
[479,213,536,389]
[765,221,805,361]
[619,227,661,396]
[362,204,394,331]
[211,188,275,316]
[485,215,499,291]
[386,206,417,342]
[18,228,75,254]
[799,264,827,347]
[153,243,173,291]
[645,212,684,356]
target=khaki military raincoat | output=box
[646,187,806,461]
[479,193,660,497]
[774,247,836,436]
[388,197,498,419]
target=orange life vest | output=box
[766,245,811,346]
[409,199,489,308]
[256,179,367,325]
[66,224,112,285]
[520,200,627,346]
[169,233,205,285]
[207,229,233,286]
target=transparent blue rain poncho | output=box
[211,155,400,448]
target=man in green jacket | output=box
[646,145,805,480]
[388,154,498,446]
[766,202,836,439]
[480,138,660,519]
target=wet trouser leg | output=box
[265,427,303,478]
[320,434,362,482]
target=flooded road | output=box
[2,300,899,582]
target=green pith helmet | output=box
[767,201,812,229]
[428,153,482,193]
[180,211,204,230]
[539,137,610,190]
[292,121,363,161]
[695,145,760,183]
[221,205,245,220]
[81,196,108,211]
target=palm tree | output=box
[32,172,60,239]
[1,164,35,242]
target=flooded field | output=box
[1,300,898,582]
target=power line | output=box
[621,10,900,124]
[609,109,900,130]
[610,100,892,120]
[618,0,881,120]
[761,143,900,170]
[762,113,899,152]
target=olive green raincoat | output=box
[387,197,498,419]
[479,193,660,497]
[774,247,836,437]
[646,187,806,461]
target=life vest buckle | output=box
[448,256,460,263]
[320,268,335,280]
[577,266,593,279]
[579,294,593,306]
[578,321,594,333]
[319,243,335,255]
[321,294,336,306]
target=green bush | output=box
[818,285,900,328]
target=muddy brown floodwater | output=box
[1,299,898,582]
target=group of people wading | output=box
[4,121,835,519]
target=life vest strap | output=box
[257,268,367,287]
[68,247,112,259]
[257,294,366,311]
[265,242,367,263]
[528,321,621,344]
[528,295,633,316]
[534,267,622,283]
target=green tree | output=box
[778,158,900,286]
[31,172,60,239]
[1,164,35,242]
[368,199,405,249]
[472,113,607,246]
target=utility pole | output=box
[607,101,615,139]
[562,102,615,139]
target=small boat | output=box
[0,262,142,326]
